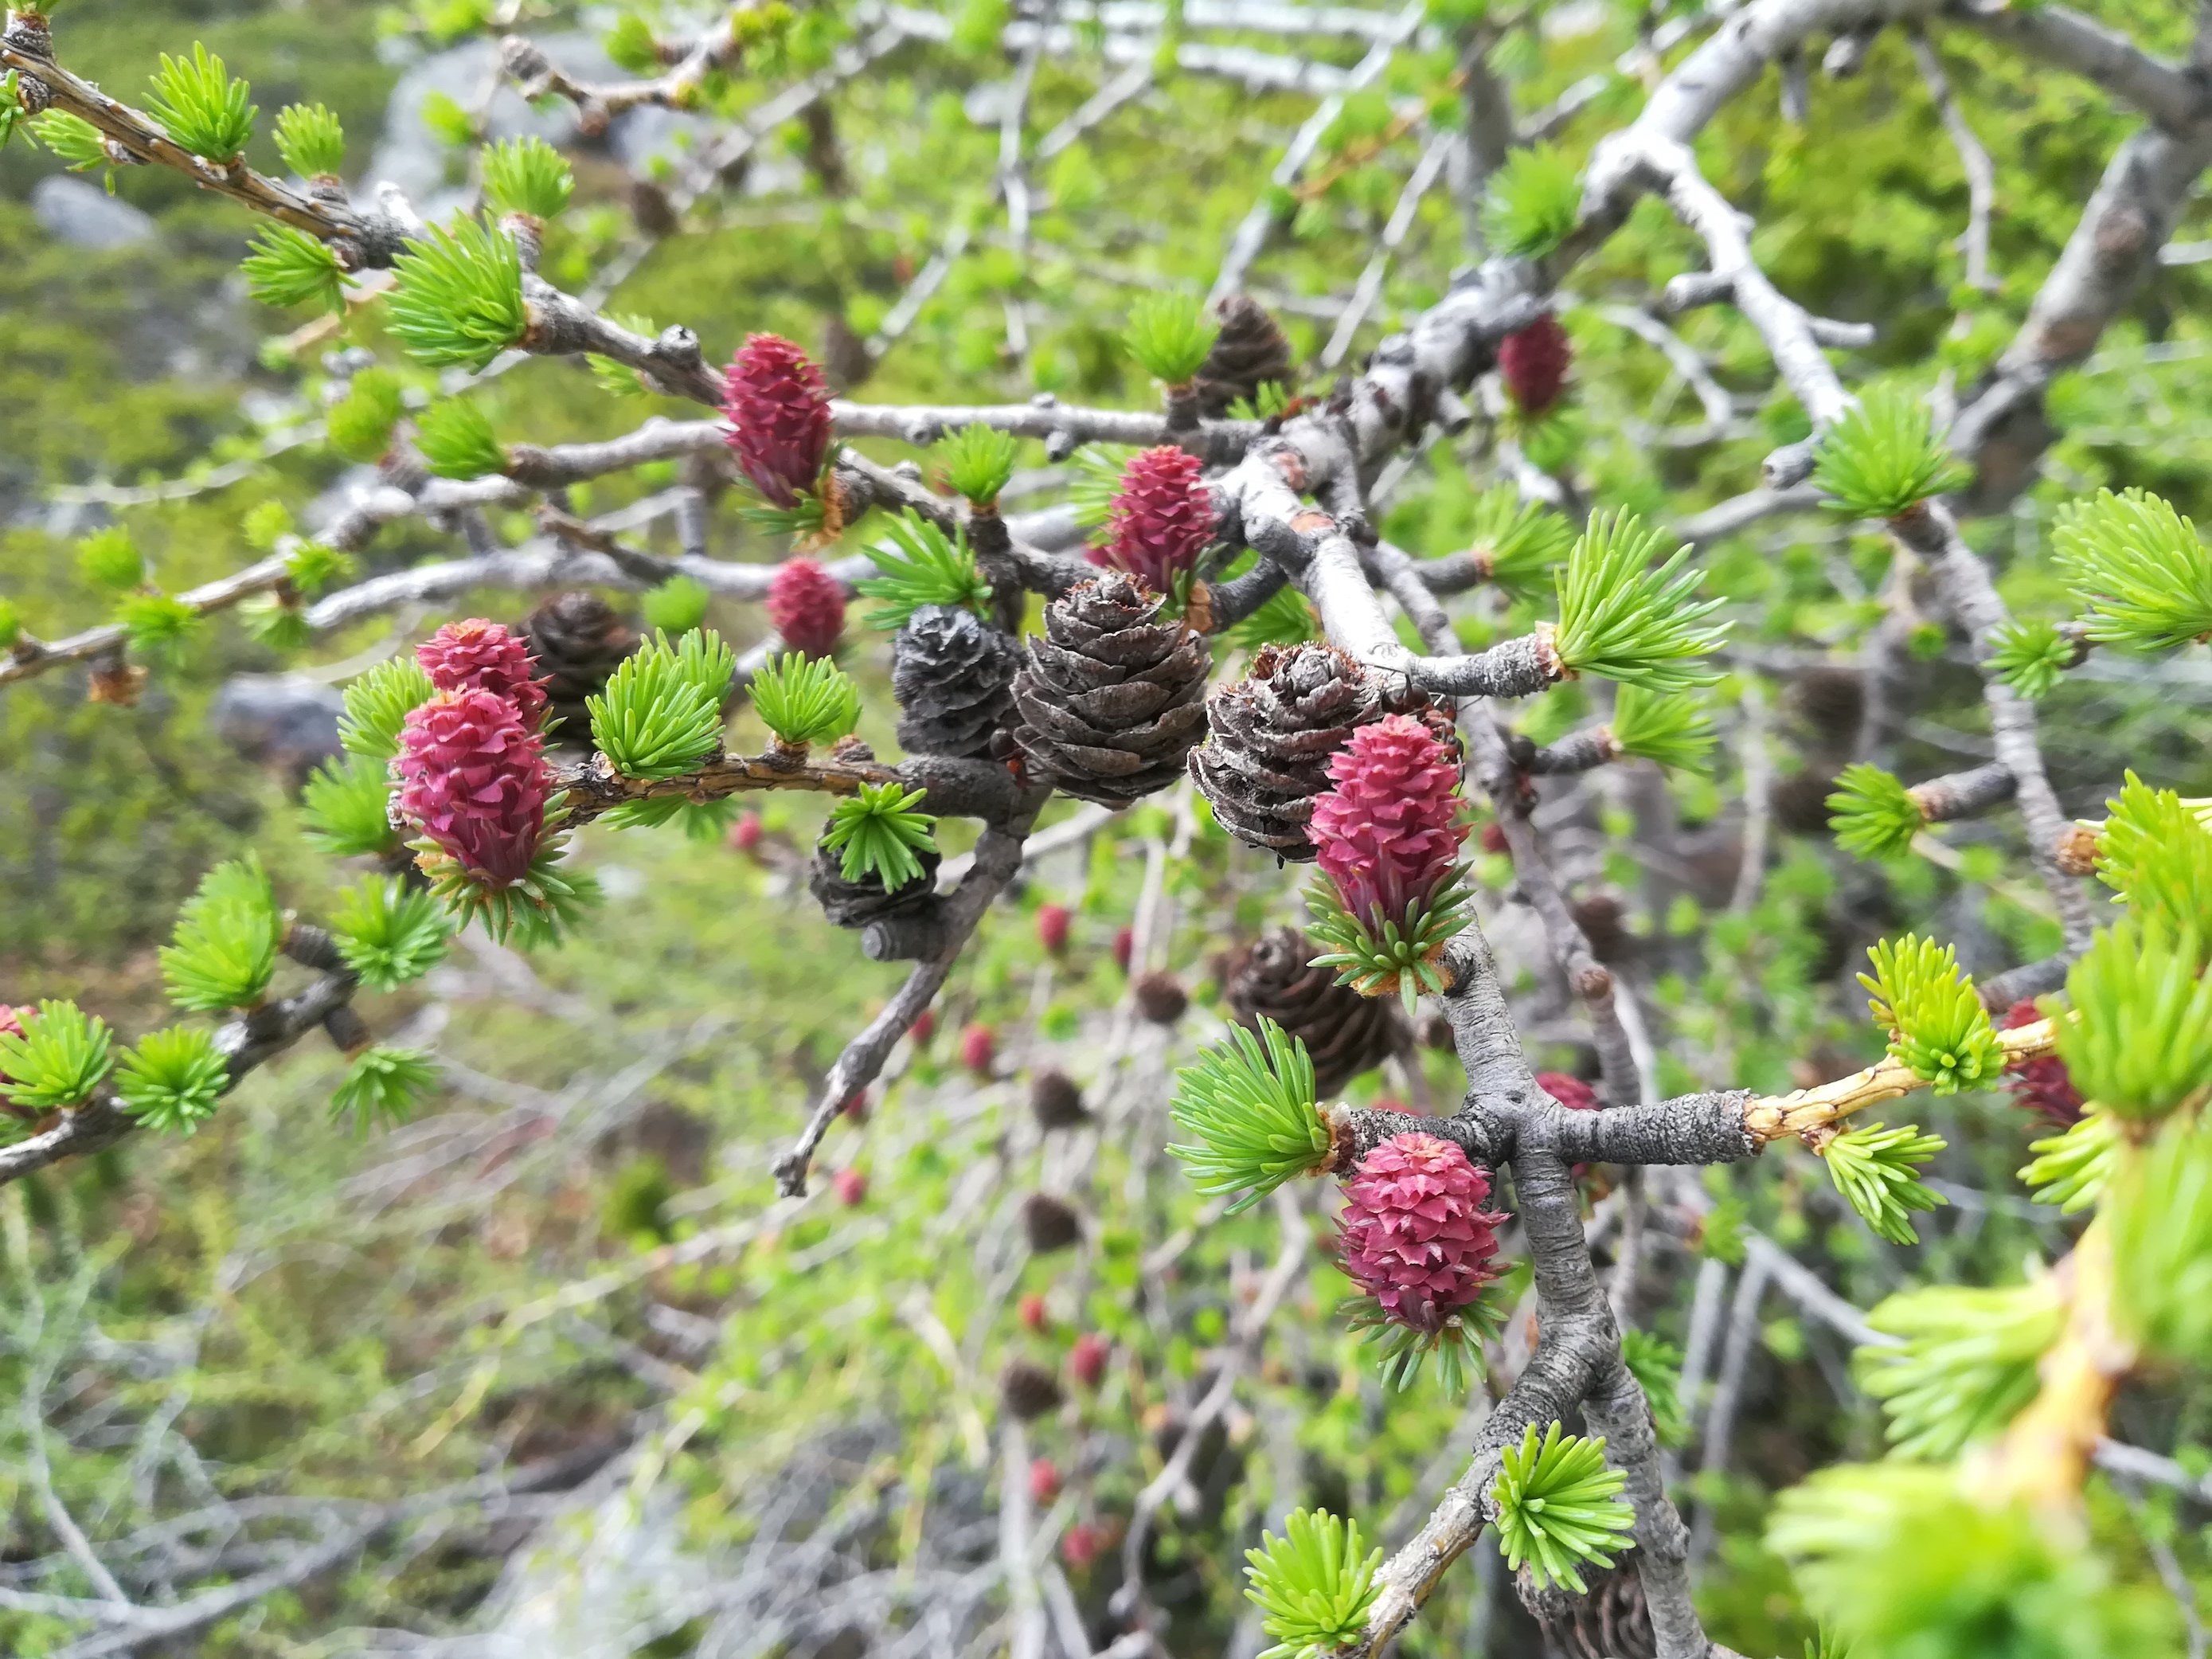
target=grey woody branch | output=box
[0,553,291,688]
[1956,2,2209,133]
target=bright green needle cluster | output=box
[1854,1280,2063,1458]
[1827,764,1922,861]
[242,225,349,313]
[273,102,345,177]
[1068,444,1135,531]
[32,108,107,173]
[1550,511,1727,694]
[118,593,198,658]
[77,526,143,590]
[240,593,312,651]
[1241,1508,1382,1659]
[115,1026,229,1134]
[1859,934,2002,1094]
[1811,386,1970,519]
[387,217,529,371]
[1820,1121,1947,1246]
[588,628,736,780]
[1463,485,1574,597]
[2057,915,2212,1122]
[820,782,937,889]
[0,1001,114,1114]
[160,856,282,1014]
[332,1046,438,1133]
[639,574,711,636]
[1490,1422,1636,1592]
[300,756,399,858]
[1219,584,1320,651]
[1607,685,1714,773]
[1620,1328,1689,1448]
[148,42,256,162]
[482,135,575,221]
[1124,291,1218,385]
[1479,143,1581,258]
[2054,487,2212,652]
[2094,773,2212,945]
[330,878,453,992]
[1167,1018,1329,1215]
[1985,617,2075,700]
[283,540,354,597]
[413,397,507,480]
[604,13,661,73]
[856,512,992,630]
[1306,875,1475,1016]
[339,658,436,761]
[2020,1109,2120,1215]
[938,422,1021,507]
[325,368,405,463]
[751,652,861,748]
[2109,1112,2212,1368]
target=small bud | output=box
[1028,1457,1062,1506]
[1030,1069,1089,1132]
[911,1008,936,1047]
[1536,1072,1599,1112]
[841,1089,868,1121]
[766,557,848,657]
[1022,1191,1082,1253]
[1132,970,1188,1025]
[729,811,765,856]
[1001,1358,1064,1422]
[1069,1332,1109,1389]
[1479,822,1510,857]
[833,1167,867,1207]
[1112,925,1135,973]
[1497,313,1572,417]
[1061,1522,1102,1569]
[960,1022,996,1075]
[1019,1293,1049,1331]
[1036,902,1072,956]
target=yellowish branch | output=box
[1742,1017,2055,1143]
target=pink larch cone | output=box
[1310,714,1467,930]
[766,557,847,656]
[1499,314,1571,417]
[417,618,549,727]
[723,333,833,508]
[395,689,555,888]
[1999,999,2084,1128]
[1098,445,1216,592]
[1537,1072,1599,1113]
[1338,1133,1510,1334]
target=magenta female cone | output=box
[1499,314,1571,417]
[417,618,549,727]
[766,557,847,656]
[1100,445,1215,593]
[1339,1133,1510,1334]
[395,689,554,888]
[723,333,832,508]
[1311,714,1466,929]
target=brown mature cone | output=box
[1791,664,1865,748]
[1569,893,1628,963]
[1001,1357,1065,1421]
[1022,1191,1082,1253]
[1772,768,1841,835]
[1194,294,1295,418]
[1189,643,1381,862]
[808,841,944,929]
[1030,1069,1090,1131]
[518,592,637,744]
[1225,928,1403,1094]
[1011,573,1210,807]
[1132,970,1188,1025]
[1515,1558,1655,1659]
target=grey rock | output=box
[213,675,345,785]
[30,177,156,250]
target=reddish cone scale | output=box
[911,1008,936,1047]
[1037,903,1072,956]
[1061,1523,1103,1568]
[729,812,764,856]
[1099,446,1216,593]
[1311,714,1467,931]
[1020,1293,1049,1331]
[1028,1457,1062,1505]
[1999,999,2084,1127]
[396,690,555,888]
[1069,1332,1109,1389]
[841,1090,868,1121]
[1537,1072,1599,1113]
[1338,1133,1510,1335]
[1112,926,1135,973]
[723,333,832,508]
[961,1022,996,1075]
[766,557,847,656]
[834,1168,867,1207]
[1499,314,1571,417]
[417,618,548,726]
